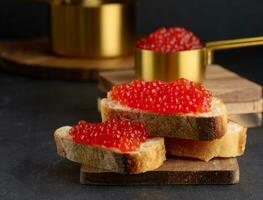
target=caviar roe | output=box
[110,79,212,114]
[136,27,203,53]
[69,119,148,152]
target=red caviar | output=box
[136,27,203,53]
[110,79,212,114]
[70,119,148,152]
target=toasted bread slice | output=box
[101,97,228,140]
[54,126,166,174]
[165,121,247,161]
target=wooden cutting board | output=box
[80,158,239,185]
[98,65,262,127]
[0,38,133,80]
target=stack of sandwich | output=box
[54,79,247,175]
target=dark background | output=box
[1,0,263,41]
[0,0,263,83]
[0,1,262,199]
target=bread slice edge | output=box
[54,126,166,174]
[165,121,247,161]
[101,97,228,140]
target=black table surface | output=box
[0,70,262,200]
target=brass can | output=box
[50,0,135,58]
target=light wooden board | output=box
[98,65,262,103]
[96,97,261,127]
[0,38,134,80]
[80,158,239,185]
[97,65,262,127]
[96,95,262,115]
[229,113,262,127]
[225,99,262,115]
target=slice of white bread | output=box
[165,121,247,161]
[101,97,228,140]
[54,126,166,174]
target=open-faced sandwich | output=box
[101,78,228,140]
[54,119,166,174]
[54,78,247,176]
[100,78,246,161]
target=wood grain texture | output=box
[98,65,262,103]
[229,113,262,127]
[80,158,239,185]
[0,38,134,80]
[97,65,262,124]
[225,99,262,114]
[97,94,262,115]
[97,97,262,127]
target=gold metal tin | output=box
[136,36,263,82]
[50,0,135,58]
[136,49,206,83]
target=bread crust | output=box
[165,121,247,161]
[101,98,228,140]
[54,126,166,174]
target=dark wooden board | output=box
[0,38,134,80]
[80,158,239,185]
